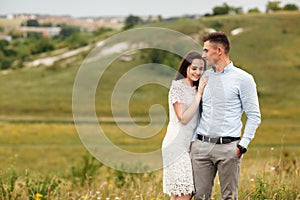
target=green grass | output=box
[0,12,299,120]
[0,121,299,199]
[0,12,300,199]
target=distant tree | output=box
[30,38,54,54]
[158,15,163,22]
[248,7,261,13]
[0,51,13,69]
[0,40,15,69]
[27,32,43,40]
[266,1,282,13]
[232,7,243,14]
[2,47,17,57]
[59,24,80,38]
[9,29,23,39]
[213,3,230,15]
[203,13,212,17]
[65,33,89,49]
[123,15,142,30]
[0,39,9,51]
[283,4,299,11]
[40,22,53,27]
[93,27,112,36]
[25,19,40,27]
[212,3,242,15]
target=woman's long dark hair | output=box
[175,51,206,88]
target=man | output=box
[191,32,261,200]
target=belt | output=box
[197,134,240,144]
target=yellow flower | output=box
[35,193,43,200]
[81,196,89,199]
[250,178,255,189]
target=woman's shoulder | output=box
[169,80,186,96]
[171,79,185,88]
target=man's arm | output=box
[239,74,261,148]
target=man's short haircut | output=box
[202,32,230,54]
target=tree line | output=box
[0,21,112,70]
[124,1,299,28]
[0,1,298,70]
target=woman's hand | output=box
[198,76,208,95]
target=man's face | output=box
[202,41,219,67]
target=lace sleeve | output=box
[169,80,185,104]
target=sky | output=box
[1,0,300,18]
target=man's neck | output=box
[214,58,231,73]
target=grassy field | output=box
[0,121,299,199]
[0,12,300,199]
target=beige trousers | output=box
[190,140,241,200]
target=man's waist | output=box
[197,134,240,144]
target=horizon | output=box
[1,0,300,18]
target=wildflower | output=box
[81,196,89,199]
[35,193,43,200]
[270,166,276,171]
[108,183,113,188]
[250,178,255,189]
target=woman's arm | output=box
[174,77,208,125]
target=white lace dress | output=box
[162,79,199,196]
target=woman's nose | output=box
[196,68,203,74]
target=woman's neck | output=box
[184,78,193,87]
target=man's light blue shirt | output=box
[194,62,261,148]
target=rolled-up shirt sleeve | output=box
[239,74,261,148]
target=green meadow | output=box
[0,12,300,199]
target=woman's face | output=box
[186,58,205,82]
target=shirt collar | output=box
[223,62,233,73]
[210,61,233,74]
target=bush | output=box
[30,38,55,54]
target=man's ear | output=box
[217,44,225,56]
[217,46,223,56]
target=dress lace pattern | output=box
[162,80,198,196]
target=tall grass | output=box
[0,151,298,199]
[0,122,299,199]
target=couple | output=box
[162,32,261,200]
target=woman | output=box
[162,51,207,200]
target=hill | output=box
[0,12,299,122]
[0,12,299,199]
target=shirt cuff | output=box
[192,132,198,141]
[239,137,251,149]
